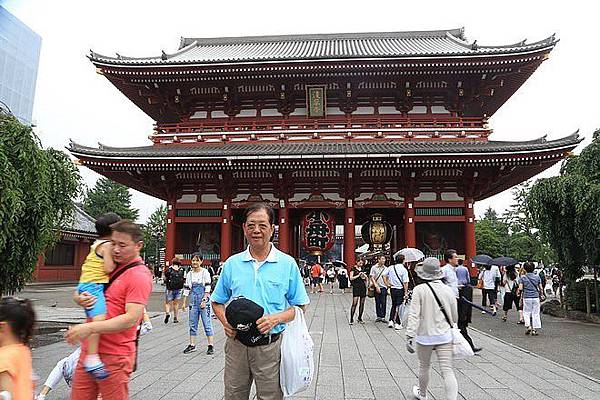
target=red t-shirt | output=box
[311,264,322,278]
[89,257,152,355]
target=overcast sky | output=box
[3,0,598,223]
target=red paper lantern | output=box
[301,210,335,255]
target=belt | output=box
[252,332,281,347]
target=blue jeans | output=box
[374,287,387,318]
[189,284,213,337]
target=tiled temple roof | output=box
[69,133,580,160]
[89,28,557,65]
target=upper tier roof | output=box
[69,133,580,160]
[89,28,557,66]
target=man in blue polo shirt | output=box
[211,203,309,400]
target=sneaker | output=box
[473,347,482,353]
[481,311,486,314]
[525,327,532,335]
[173,318,179,323]
[358,319,365,324]
[388,320,394,328]
[206,345,214,355]
[84,363,109,380]
[517,320,525,325]
[412,385,427,400]
[395,323,403,330]
[183,344,196,354]
[531,330,539,336]
[164,314,170,324]
[501,316,507,322]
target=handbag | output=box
[367,268,385,298]
[524,275,546,302]
[280,306,314,396]
[424,282,474,360]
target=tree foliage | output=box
[0,112,81,295]
[83,177,139,221]
[528,130,600,282]
[141,204,166,265]
[475,207,509,257]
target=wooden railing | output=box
[151,115,490,144]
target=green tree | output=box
[528,130,600,283]
[83,178,139,221]
[0,112,81,295]
[475,207,509,257]
[141,204,166,265]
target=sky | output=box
[2,0,598,223]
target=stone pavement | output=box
[32,291,600,399]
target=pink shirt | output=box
[85,257,152,355]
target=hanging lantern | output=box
[361,213,393,251]
[301,210,335,255]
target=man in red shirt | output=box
[66,220,153,400]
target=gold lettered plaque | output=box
[306,85,326,117]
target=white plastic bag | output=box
[450,326,474,360]
[280,306,314,397]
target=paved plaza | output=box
[32,291,600,399]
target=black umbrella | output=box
[471,254,493,265]
[490,256,519,267]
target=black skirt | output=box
[338,275,349,289]
[352,281,367,297]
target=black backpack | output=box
[166,267,185,290]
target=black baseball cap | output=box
[225,297,265,346]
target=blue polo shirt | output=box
[211,244,310,334]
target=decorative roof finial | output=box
[161,50,168,60]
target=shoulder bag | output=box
[367,268,385,298]
[424,282,474,360]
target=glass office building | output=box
[0,6,41,124]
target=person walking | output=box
[455,258,481,353]
[164,257,185,323]
[183,253,215,355]
[326,266,337,294]
[67,220,153,400]
[518,262,544,336]
[384,253,409,330]
[349,259,368,324]
[370,255,388,322]
[501,267,520,323]
[478,264,498,315]
[337,267,349,294]
[405,258,459,400]
[211,203,309,400]
[310,262,324,294]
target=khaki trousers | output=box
[224,336,283,400]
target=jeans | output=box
[389,288,405,323]
[189,284,213,337]
[374,287,387,318]
[416,342,457,400]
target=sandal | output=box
[501,316,507,322]
[525,327,532,335]
[531,330,539,336]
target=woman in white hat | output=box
[405,257,458,400]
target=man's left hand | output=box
[256,314,281,335]
[65,323,93,345]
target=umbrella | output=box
[331,260,348,270]
[490,256,519,267]
[394,247,425,263]
[471,254,493,265]
[355,243,370,254]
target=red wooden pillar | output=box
[220,200,232,261]
[165,199,177,266]
[344,199,356,269]
[404,198,416,247]
[464,197,476,269]
[278,200,290,253]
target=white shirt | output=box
[479,268,499,290]
[242,244,277,272]
[370,265,387,288]
[442,263,459,298]
[384,264,409,289]
[185,269,212,292]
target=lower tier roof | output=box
[69,133,580,160]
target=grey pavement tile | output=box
[31,291,600,399]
